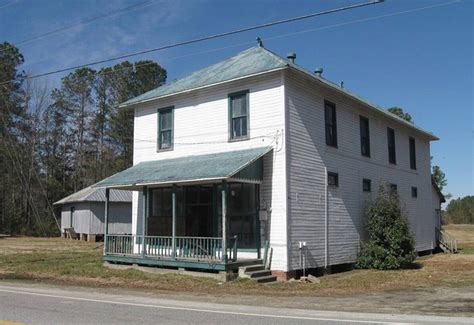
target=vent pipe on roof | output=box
[256,37,263,47]
[314,68,323,77]
[287,52,296,63]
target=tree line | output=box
[443,196,473,224]
[0,42,166,235]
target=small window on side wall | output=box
[411,187,418,198]
[158,107,173,151]
[324,100,337,147]
[229,90,249,141]
[390,183,398,194]
[328,172,339,187]
[362,179,371,192]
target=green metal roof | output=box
[94,147,271,189]
[120,44,437,140]
[120,46,287,107]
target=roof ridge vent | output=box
[256,37,263,47]
[314,68,323,77]
[287,52,296,63]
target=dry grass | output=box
[1,236,473,297]
[444,224,474,254]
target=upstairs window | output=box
[390,183,398,194]
[360,116,370,157]
[362,178,371,192]
[158,107,173,150]
[324,100,337,147]
[411,186,418,198]
[229,91,249,141]
[387,127,396,164]
[328,172,339,187]
[409,137,416,170]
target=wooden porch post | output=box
[141,186,148,258]
[172,184,177,260]
[103,188,110,255]
[222,180,228,263]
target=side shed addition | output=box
[54,186,132,242]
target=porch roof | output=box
[94,147,271,189]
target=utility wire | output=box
[0,0,383,86]
[0,0,157,54]
[0,0,461,98]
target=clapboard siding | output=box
[132,71,289,271]
[60,202,132,235]
[285,69,435,270]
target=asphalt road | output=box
[0,282,472,325]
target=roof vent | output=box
[287,52,296,63]
[314,68,323,77]
[256,37,263,47]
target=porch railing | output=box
[105,235,238,262]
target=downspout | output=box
[324,166,328,270]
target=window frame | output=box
[362,178,371,192]
[228,90,250,142]
[409,136,417,170]
[411,186,418,198]
[327,171,339,187]
[390,183,398,194]
[387,127,396,164]
[157,106,174,151]
[360,115,371,157]
[324,100,338,148]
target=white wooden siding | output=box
[131,72,289,271]
[285,69,435,270]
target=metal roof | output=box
[120,45,437,140]
[53,186,132,205]
[94,147,271,189]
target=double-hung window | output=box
[387,127,396,164]
[360,116,370,157]
[409,137,416,170]
[158,107,173,150]
[324,100,337,147]
[229,91,249,141]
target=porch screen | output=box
[227,183,257,249]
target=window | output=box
[409,137,416,170]
[387,127,396,164]
[328,172,339,187]
[362,179,371,192]
[390,183,398,193]
[411,187,418,198]
[360,116,370,157]
[229,91,249,140]
[324,100,337,147]
[158,107,173,150]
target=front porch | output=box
[96,148,272,272]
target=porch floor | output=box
[103,254,262,272]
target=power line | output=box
[0,0,383,86]
[0,0,461,98]
[0,0,157,54]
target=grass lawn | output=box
[444,224,474,254]
[1,236,473,297]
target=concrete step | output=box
[245,269,272,278]
[255,275,278,283]
[243,264,265,272]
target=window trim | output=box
[157,106,174,152]
[409,136,417,170]
[360,115,371,157]
[411,186,418,198]
[327,171,339,187]
[362,178,371,192]
[324,100,338,148]
[387,127,396,164]
[228,90,250,142]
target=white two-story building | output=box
[96,42,439,280]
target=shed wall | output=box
[60,203,91,234]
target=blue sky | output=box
[0,0,472,201]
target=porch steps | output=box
[239,264,278,284]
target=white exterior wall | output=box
[285,70,435,270]
[131,72,289,271]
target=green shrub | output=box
[356,186,417,270]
